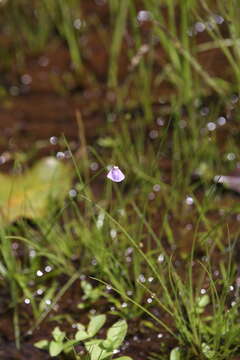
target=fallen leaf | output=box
[0,157,73,224]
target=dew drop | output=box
[185,196,194,205]
[149,130,158,139]
[9,86,19,96]
[137,10,152,22]
[45,265,52,273]
[69,189,77,198]
[226,153,236,161]
[217,116,226,126]
[36,270,43,277]
[213,14,224,24]
[29,249,36,258]
[21,74,32,85]
[200,107,209,116]
[90,162,99,171]
[158,254,165,263]
[56,151,65,160]
[148,192,155,200]
[156,117,165,126]
[153,184,161,192]
[50,136,58,145]
[110,229,117,239]
[195,22,206,32]
[138,274,146,283]
[207,122,216,131]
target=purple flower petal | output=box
[107,166,125,182]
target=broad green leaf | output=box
[75,329,89,341]
[49,340,64,357]
[0,157,72,224]
[63,339,80,353]
[201,343,216,359]
[97,137,118,148]
[87,314,106,337]
[106,320,127,349]
[34,339,49,349]
[52,326,65,342]
[197,294,210,308]
[85,339,112,360]
[115,357,133,360]
[170,347,181,360]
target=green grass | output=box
[1,0,240,359]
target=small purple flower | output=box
[107,166,125,182]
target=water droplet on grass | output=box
[45,265,52,273]
[185,196,194,205]
[9,86,19,96]
[179,120,187,128]
[195,22,206,32]
[200,107,209,116]
[148,192,155,200]
[226,153,236,161]
[91,259,97,266]
[90,162,99,171]
[153,184,161,192]
[21,74,32,85]
[231,94,239,104]
[38,56,49,67]
[56,151,65,160]
[73,18,83,29]
[69,189,77,198]
[158,254,164,263]
[213,14,224,24]
[110,229,117,239]
[24,298,30,304]
[64,150,72,159]
[138,274,146,283]
[36,270,43,277]
[207,122,216,131]
[50,136,58,145]
[149,130,158,139]
[217,116,226,126]
[156,117,165,126]
[29,249,36,258]
[137,10,152,22]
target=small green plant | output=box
[35,314,132,360]
[77,280,103,309]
